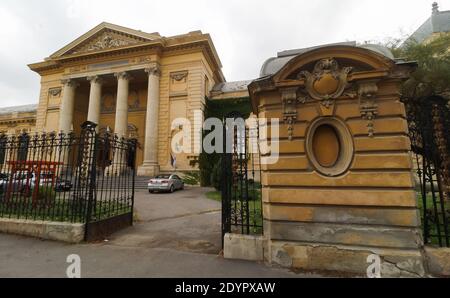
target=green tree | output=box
[389,35,450,99]
[199,97,252,187]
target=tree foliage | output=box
[389,34,450,99]
[198,97,253,187]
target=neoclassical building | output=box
[0,104,37,135]
[24,22,248,176]
[408,2,449,44]
[5,5,446,177]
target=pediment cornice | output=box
[49,22,160,59]
[66,29,148,55]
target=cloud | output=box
[0,0,434,107]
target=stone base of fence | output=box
[224,233,265,261]
[0,218,85,243]
[224,233,438,277]
[267,241,427,278]
[425,247,450,277]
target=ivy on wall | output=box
[197,96,252,187]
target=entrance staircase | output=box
[134,176,151,190]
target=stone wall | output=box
[0,218,85,243]
[248,45,426,277]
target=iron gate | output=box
[405,95,450,247]
[221,112,263,245]
[0,121,136,241]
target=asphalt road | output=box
[0,187,312,278]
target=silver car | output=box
[148,174,184,193]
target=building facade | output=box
[27,22,227,176]
[0,104,37,135]
[408,2,450,44]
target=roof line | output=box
[49,22,160,58]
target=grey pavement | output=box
[0,187,315,278]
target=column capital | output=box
[114,71,132,81]
[61,79,79,89]
[145,66,161,77]
[87,75,104,85]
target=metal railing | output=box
[0,121,136,232]
[405,95,450,247]
[221,112,263,246]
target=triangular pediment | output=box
[50,22,160,58]
[67,28,148,55]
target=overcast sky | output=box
[0,0,442,108]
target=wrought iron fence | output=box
[405,95,450,247]
[0,121,136,240]
[221,112,263,245]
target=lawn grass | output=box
[0,193,131,223]
[206,191,221,202]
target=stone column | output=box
[59,79,79,133]
[87,76,103,127]
[138,66,161,177]
[114,72,131,137]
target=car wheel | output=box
[149,190,153,194]
[170,185,175,193]
[181,184,184,190]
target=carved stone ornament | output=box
[48,88,62,97]
[297,58,353,108]
[170,71,188,81]
[281,87,299,141]
[114,71,132,81]
[145,66,162,77]
[138,56,152,63]
[358,81,379,137]
[61,79,80,89]
[72,32,140,54]
[87,75,104,85]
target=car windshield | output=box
[155,175,171,179]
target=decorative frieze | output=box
[68,66,88,74]
[70,30,142,55]
[129,56,152,64]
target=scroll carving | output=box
[170,71,188,81]
[297,58,353,108]
[281,88,299,141]
[146,66,162,77]
[358,81,379,137]
[48,88,62,97]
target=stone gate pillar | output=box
[248,45,426,277]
